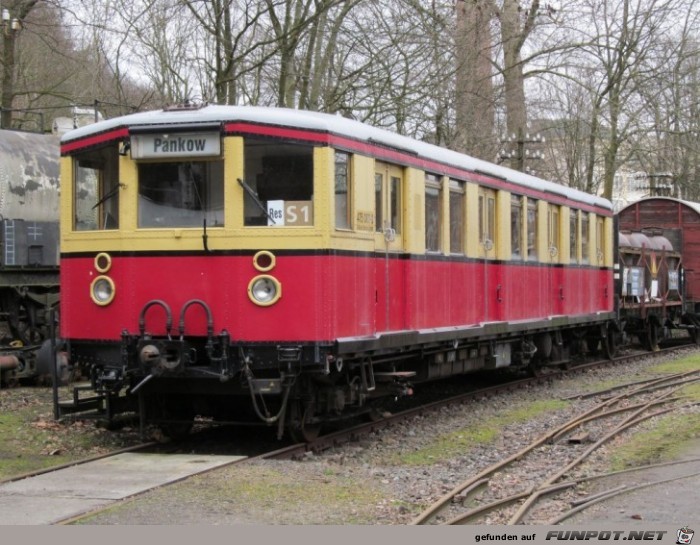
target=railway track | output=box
[0,342,696,524]
[275,343,698,459]
[406,355,700,524]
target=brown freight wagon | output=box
[617,197,700,346]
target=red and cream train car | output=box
[59,105,615,438]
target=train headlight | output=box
[91,275,116,306]
[94,252,112,273]
[253,250,276,272]
[248,275,282,306]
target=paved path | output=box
[569,439,700,525]
[0,452,245,525]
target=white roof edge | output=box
[62,105,612,211]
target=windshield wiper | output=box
[92,183,125,210]
[237,177,276,225]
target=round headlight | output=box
[91,275,115,306]
[248,275,282,306]
[253,250,276,272]
[94,252,112,273]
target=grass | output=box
[608,410,700,470]
[390,399,570,466]
[648,353,700,376]
[0,386,140,479]
[78,462,391,524]
[606,354,700,470]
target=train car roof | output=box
[617,196,700,217]
[61,105,612,211]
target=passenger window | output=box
[138,161,224,228]
[390,175,401,235]
[549,205,560,259]
[479,188,496,250]
[335,152,351,230]
[425,173,441,252]
[596,216,605,263]
[242,138,314,226]
[527,198,538,261]
[73,143,120,231]
[511,195,523,260]
[449,179,465,254]
[581,213,590,264]
[375,173,383,232]
[570,210,579,263]
[375,162,402,236]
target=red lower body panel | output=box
[60,253,613,342]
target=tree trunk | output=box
[454,0,495,160]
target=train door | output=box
[374,161,405,332]
[479,187,497,321]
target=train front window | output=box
[73,143,120,231]
[138,161,224,228]
[243,138,314,226]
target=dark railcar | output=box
[617,197,700,347]
[0,129,60,384]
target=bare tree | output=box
[1,0,42,128]
[577,0,685,199]
[454,0,496,159]
[632,7,700,200]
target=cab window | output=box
[138,160,224,228]
[243,138,314,226]
[73,143,120,231]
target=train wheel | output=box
[684,315,700,344]
[160,421,194,441]
[691,324,700,345]
[527,363,544,378]
[288,401,321,443]
[365,407,386,423]
[158,397,194,440]
[644,320,661,352]
[602,326,618,360]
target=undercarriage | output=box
[57,308,620,441]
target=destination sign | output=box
[131,132,221,159]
